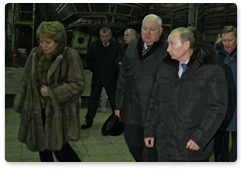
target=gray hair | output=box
[125,28,137,37]
[142,14,162,29]
[221,26,237,39]
[99,27,112,36]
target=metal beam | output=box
[188,3,195,27]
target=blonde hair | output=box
[36,21,67,45]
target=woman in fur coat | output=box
[13,21,85,162]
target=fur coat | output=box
[13,46,85,151]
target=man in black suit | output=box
[81,27,123,129]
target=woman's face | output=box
[40,36,58,54]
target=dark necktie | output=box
[181,63,187,75]
[142,45,152,57]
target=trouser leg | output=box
[230,131,237,162]
[85,78,103,123]
[124,124,143,162]
[214,130,223,161]
[158,153,208,162]
[218,131,230,161]
[126,143,158,162]
[143,142,158,162]
[214,130,229,162]
[104,81,116,112]
[124,124,157,162]
[39,150,54,162]
[128,146,143,162]
[53,143,81,162]
[158,153,173,162]
[39,110,55,162]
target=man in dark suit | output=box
[115,14,168,162]
[81,27,123,129]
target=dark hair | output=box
[221,26,237,38]
[99,27,112,36]
[172,27,195,49]
[36,21,67,45]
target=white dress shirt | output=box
[178,60,189,78]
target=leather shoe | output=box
[81,122,92,129]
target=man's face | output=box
[124,30,135,44]
[222,32,237,54]
[141,18,162,46]
[167,31,187,62]
[100,32,112,44]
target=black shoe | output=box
[81,122,92,129]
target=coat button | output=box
[133,95,137,98]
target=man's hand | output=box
[186,139,200,151]
[115,110,120,118]
[144,137,155,148]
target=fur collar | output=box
[164,42,217,68]
[37,44,64,58]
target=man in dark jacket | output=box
[115,14,168,162]
[81,27,123,129]
[118,28,137,66]
[123,28,137,49]
[214,26,237,162]
[144,27,228,162]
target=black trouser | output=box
[39,143,81,162]
[214,130,230,162]
[158,153,208,162]
[40,109,81,162]
[85,77,116,123]
[214,130,237,162]
[124,124,158,162]
[230,131,237,162]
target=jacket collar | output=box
[164,42,217,71]
[33,47,67,83]
[99,39,113,46]
[137,33,166,59]
[217,41,237,58]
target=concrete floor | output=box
[5,107,135,162]
[5,66,134,162]
[4,66,219,163]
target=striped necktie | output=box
[142,45,152,57]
